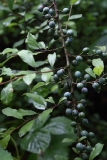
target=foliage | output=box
[0,0,107,160]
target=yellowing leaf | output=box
[93,66,103,76]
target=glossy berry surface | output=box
[53,74,59,81]
[72,109,78,117]
[76,55,83,62]
[82,47,89,53]
[48,28,55,35]
[49,21,55,28]
[62,29,67,35]
[76,142,85,151]
[80,99,87,106]
[98,77,106,85]
[67,29,74,36]
[81,130,88,137]
[49,8,55,16]
[54,32,59,40]
[64,92,71,98]
[77,83,84,89]
[79,112,85,118]
[72,60,78,66]
[76,103,84,111]
[62,8,69,14]
[65,108,72,115]
[38,5,44,12]
[43,7,49,14]
[81,87,88,94]
[81,153,88,160]
[57,69,64,75]
[74,71,82,78]
[86,146,92,153]
[45,14,51,19]
[66,37,73,44]
[71,121,77,127]
[88,132,95,138]
[96,49,102,55]
[84,74,90,80]
[82,118,89,126]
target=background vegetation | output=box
[0,0,107,160]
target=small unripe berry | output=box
[66,37,73,44]
[62,29,67,35]
[81,153,88,160]
[45,14,51,20]
[54,32,60,40]
[48,28,55,35]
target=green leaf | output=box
[1,83,13,105]
[34,61,48,68]
[38,42,46,49]
[3,17,15,26]
[79,136,87,141]
[17,50,36,67]
[0,135,10,149]
[0,147,13,160]
[1,67,13,76]
[41,67,53,82]
[2,107,22,119]
[18,120,35,137]
[92,58,104,68]
[62,138,76,143]
[6,0,14,10]
[48,52,56,67]
[25,93,46,106]
[72,147,78,154]
[95,46,106,52]
[69,14,82,20]
[25,33,40,50]
[74,158,82,160]
[85,68,96,78]
[54,155,68,160]
[32,82,46,91]
[38,109,53,123]
[18,109,36,116]
[89,143,104,160]
[23,73,36,85]
[42,117,73,135]
[2,48,18,55]
[0,77,3,83]
[70,0,78,5]
[45,96,55,104]
[20,130,51,154]
[58,97,67,104]
[93,66,103,76]
[32,100,46,110]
